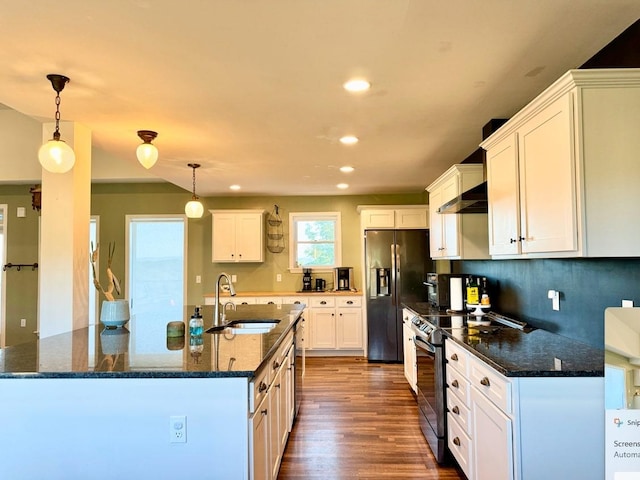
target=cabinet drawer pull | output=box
[453,437,461,446]
[451,379,459,388]
[480,377,491,387]
[347,300,353,304]
[450,353,458,361]
[320,301,327,305]
[258,382,268,393]
[267,301,275,304]
[275,383,281,389]
[452,406,460,415]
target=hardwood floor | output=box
[278,357,465,479]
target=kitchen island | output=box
[0,303,304,480]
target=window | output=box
[289,212,341,271]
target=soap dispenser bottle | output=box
[189,306,204,335]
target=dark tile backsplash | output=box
[454,258,640,348]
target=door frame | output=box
[0,204,7,348]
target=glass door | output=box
[126,215,186,367]
[0,205,6,348]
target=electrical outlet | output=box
[231,274,237,282]
[276,274,282,282]
[554,357,562,371]
[622,299,634,308]
[20,318,26,328]
[195,275,201,284]
[169,415,187,443]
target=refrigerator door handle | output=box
[391,243,397,306]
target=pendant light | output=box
[136,130,158,169]
[185,163,204,218]
[38,74,76,173]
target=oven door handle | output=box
[414,335,436,354]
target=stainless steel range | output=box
[410,315,448,464]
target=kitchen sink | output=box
[206,319,280,335]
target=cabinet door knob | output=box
[272,361,280,370]
[261,409,268,416]
[518,236,525,242]
[259,382,267,393]
[452,406,460,415]
[480,377,491,387]
[453,437,461,446]
[450,353,458,361]
[275,383,281,389]
[451,379,459,388]
[510,238,517,244]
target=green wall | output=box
[0,186,40,345]
[1,182,427,345]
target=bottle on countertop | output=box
[480,277,490,305]
[189,306,204,336]
[466,276,479,305]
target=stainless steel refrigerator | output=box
[365,229,433,362]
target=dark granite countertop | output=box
[0,304,304,380]
[403,302,603,378]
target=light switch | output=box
[16,207,26,218]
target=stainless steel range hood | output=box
[437,181,487,214]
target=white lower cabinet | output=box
[446,342,513,480]
[445,339,474,479]
[251,397,270,480]
[336,297,362,349]
[309,297,336,349]
[401,308,417,393]
[250,332,295,480]
[445,338,604,480]
[308,296,363,352]
[471,385,513,480]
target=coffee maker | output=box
[302,268,312,291]
[334,267,354,291]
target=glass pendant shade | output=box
[136,142,158,169]
[38,138,76,173]
[185,199,204,218]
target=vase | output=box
[100,299,130,329]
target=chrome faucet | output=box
[214,272,236,326]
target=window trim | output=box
[288,211,342,273]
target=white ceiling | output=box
[0,1,638,196]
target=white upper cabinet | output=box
[358,206,429,229]
[426,164,489,260]
[482,68,640,258]
[210,209,265,262]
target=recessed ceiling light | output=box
[343,79,371,92]
[337,183,349,190]
[340,166,355,173]
[229,185,241,191]
[339,135,359,145]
